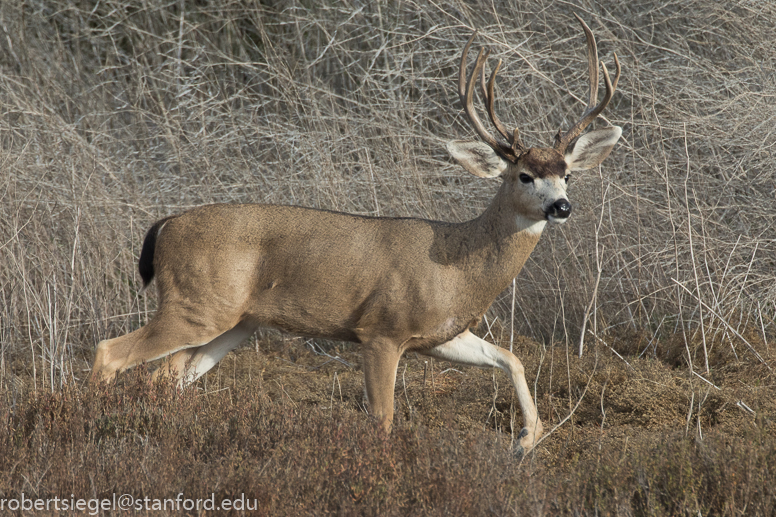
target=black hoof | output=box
[517,427,529,439]
[513,444,525,460]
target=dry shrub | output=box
[1,356,775,515]
[1,0,774,384]
[0,372,522,515]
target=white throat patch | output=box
[516,216,547,235]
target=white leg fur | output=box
[153,321,256,387]
[419,330,543,453]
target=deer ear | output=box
[564,126,622,171]
[447,140,508,178]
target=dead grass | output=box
[1,0,775,513]
[1,337,775,515]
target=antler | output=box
[553,14,621,154]
[458,33,526,163]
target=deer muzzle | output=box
[546,199,572,222]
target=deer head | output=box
[448,14,622,225]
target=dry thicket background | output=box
[1,0,774,389]
[0,0,775,514]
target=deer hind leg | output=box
[90,310,237,385]
[361,343,403,433]
[419,330,543,456]
[152,321,257,386]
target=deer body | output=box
[92,16,622,456]
[145,197,541,349]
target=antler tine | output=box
[458,32,478,108]
[479,59,526,154]
[554,15,621,153]
[479,60,512,144]
[575,13,599,116]
[485,62,527,154]
[610,51,621,91]
[458,32,518,162]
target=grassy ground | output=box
[2,337,775,515]
[1,0,775,514]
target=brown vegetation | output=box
[1,0,774,514]
[2,338,775,515]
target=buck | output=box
[92,15,621,456]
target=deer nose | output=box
[548,199,572,219]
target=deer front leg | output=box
[361,343,403,433]
[420,330,543,456]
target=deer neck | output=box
[440,181,546,295]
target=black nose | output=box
[551,199,572,219]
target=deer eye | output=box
[564,174,571,183]
[519,174,533,184]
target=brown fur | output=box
[522,148,567,178]
[92,177,542,375]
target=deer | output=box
[91,14,621,456]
